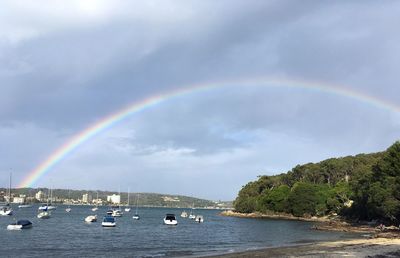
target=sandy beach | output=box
[208,238,400,257]
[217,211,400,257]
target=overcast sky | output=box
[1,1,400,200]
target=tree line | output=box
[234,141,400,224]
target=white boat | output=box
[102,216,116,227]
[18,204,32,208]
[37,211,50,219]
[180,211,188,218]
[0,206,13,216]
[195,215,204,223]
[65,190,72,212]
[7,220,32,230]
[163,214,178,225]
[92,191,99,211]
[1,173,13,216]
[125,189,131,212]
[111,209,123,217]
[39,205,57,211]
[132,193,140,220]
[188,203,195,219]
[85,215,97,223]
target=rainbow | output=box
[17,78,400,188]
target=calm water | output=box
[0,205,359,257]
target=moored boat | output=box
[0,205,13,216]
[37,211,50,219]
[85,215,97,223]
[102,216,116,227]
[195,215,204,223]
[7,220,32,230]
[18,204,32,208]
[163,214,178,225]
[180,211,188,218]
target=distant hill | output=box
[0,187,232,209]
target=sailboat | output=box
[65,190,71,212]
[38,188,56,210]
[124,189,131,212]
[38,191,51,219]
[0,173,13,216]
[188,203,196,220]
[92,191,99,211]
[132,193,140,220]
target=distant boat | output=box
[180,211,188,218]
[125,189,131,212]
[132,193,140,220]
[18,204,32,208]
[102,216,116,227]
[92,191,99,211]
[65,189,72,212]
[37,210,50,219]
[111,209,123,217]
[85,215,97,223]
[39,188,56,211]
[39,204,57,211]
[195,215,204,223]
[163,214,178,225]
[0,205,13,216]
[7,220,32,230]
[0,173,13,216]
[188,205,196,220]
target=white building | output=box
[107,194,120,204]
[35,190,45,201]
[82,193,92,203]
[12,196,25,204]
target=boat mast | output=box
[8,171,12,204]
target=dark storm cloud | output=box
[1,1,400,199]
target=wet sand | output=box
[208,238,400,257]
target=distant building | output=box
[35,191,45,202]
[82,193,92,203]
[12,196,25,204]
[107,194,120,204]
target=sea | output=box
[0,205,361,257]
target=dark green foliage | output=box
[287,182,317,216]
[234,141,400,224]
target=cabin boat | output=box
[7,220,32,230]
[195,215,204,223]
[111,206,123,217]
[180,211,188,218]
[132,214,140,220]
[102,216,116,227]
[0,205,13,216]
[85,215,97,223]
[37,211,50,219]
[18,204,32,208]
[163,214,178,225]
[39,205,57,211]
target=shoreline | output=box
[220,210,385,234]
[217,211,400,257]
[207,238,400,257]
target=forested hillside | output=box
[234,141,400,224]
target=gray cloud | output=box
[1,1,400,199]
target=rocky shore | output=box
[208,238,400,258]
[218,210,400,257]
